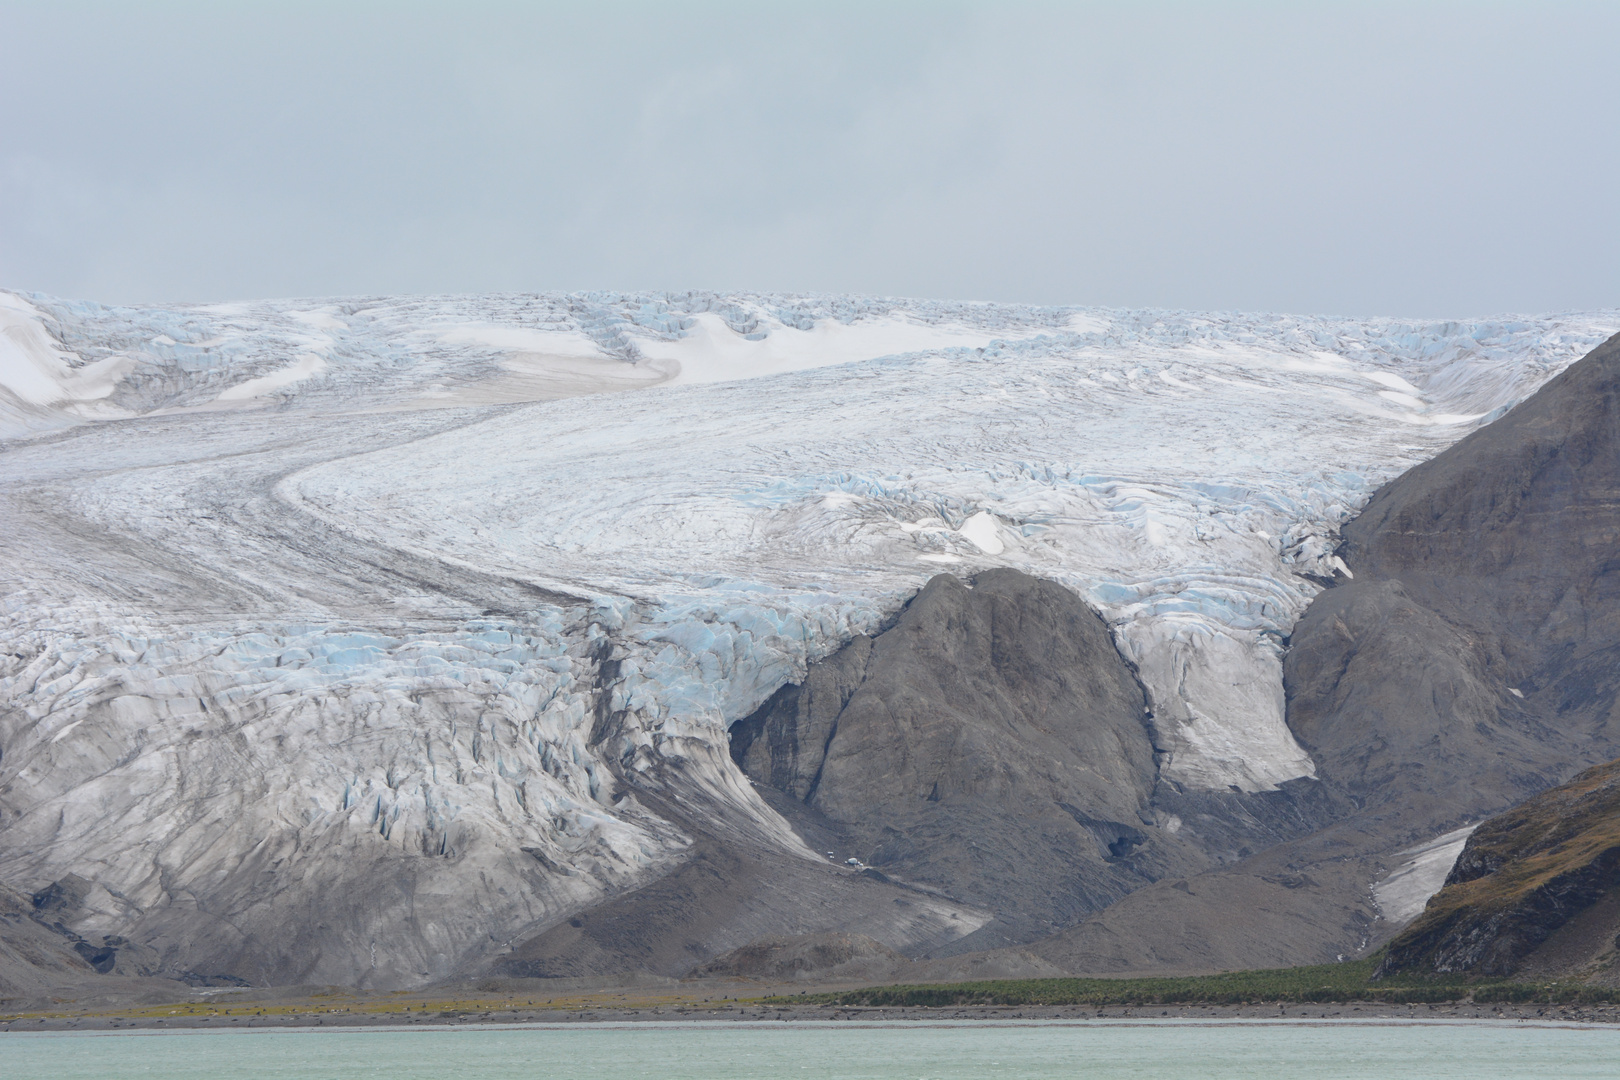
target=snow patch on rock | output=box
[1373,825,1478,926]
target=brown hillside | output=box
[1378,757,1620,981]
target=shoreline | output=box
[6,1000,1619,1032]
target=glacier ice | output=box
[1372,825,1479,925]
[1,287,1614,984]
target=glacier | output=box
[1,287,1615,986]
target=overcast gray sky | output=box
[2,2,1616,316]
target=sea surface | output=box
[2,1019,1618,1080]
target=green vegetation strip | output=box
[778,958,1620,1008]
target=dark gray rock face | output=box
[732,636,874,805]
[1288,333,1620,820]
[1284,579,1571,817]
[1325,328,1620,759]
[1343,331,1620,675]
[488,833,987,981]
[731,569,1206,947]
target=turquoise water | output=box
[2,1020,1617,1079]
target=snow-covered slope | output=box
[1,289,1613,986]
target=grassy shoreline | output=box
[6,957,1618,1029]
[776,958,1620,1008]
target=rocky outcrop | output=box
[1277,581,1586,838]
[1285,333,1620,821]
[1342,332,1620,687]
[1378,757,1620,980]
[730,569,1216,949]
[500,565,1346,980]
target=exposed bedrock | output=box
[1285,578,1573,816]
[1342,333,1620,689]
[1020,331,1620,974]
[1294,329,1620,816]
[726,569,1330,952]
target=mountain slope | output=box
[1018,331,1620,975]
[1378,756,1620,982]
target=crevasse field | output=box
[1,289,1614,985]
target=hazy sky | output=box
[2,3,1616,316]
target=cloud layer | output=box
[2,2,1616,315]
